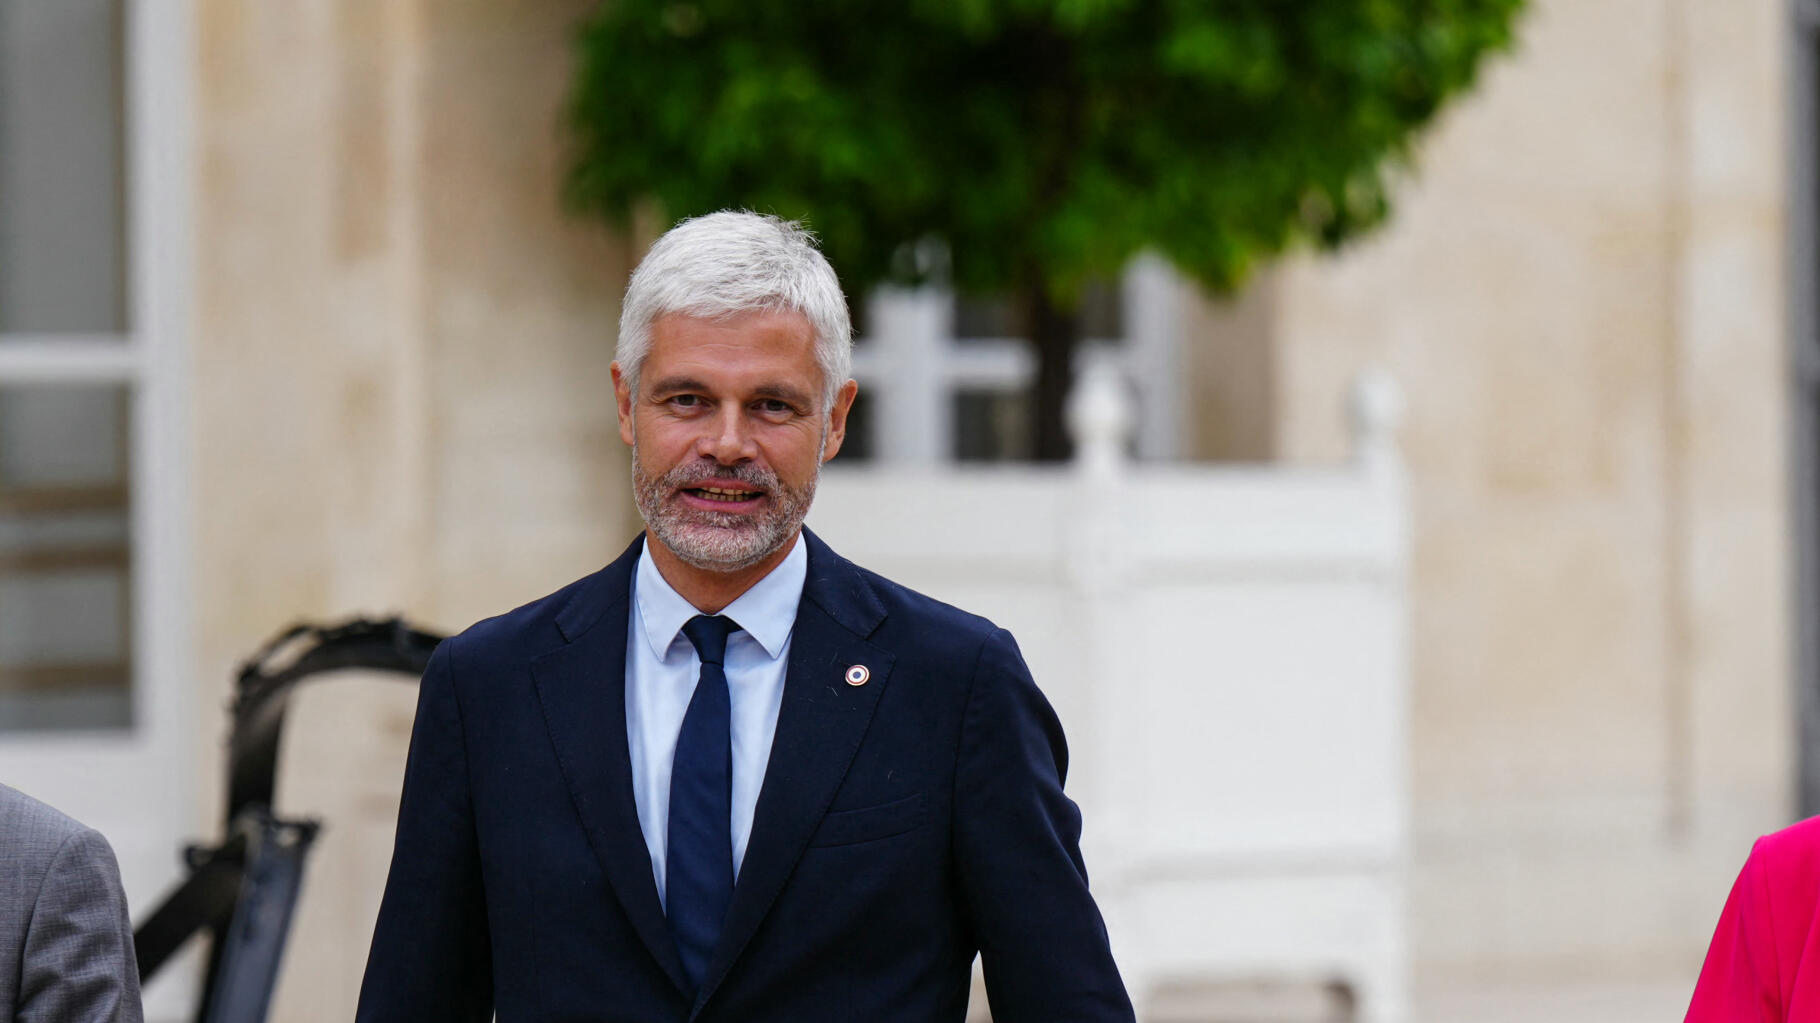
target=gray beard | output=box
[631,447,819,573]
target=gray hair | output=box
[617,211,853,411]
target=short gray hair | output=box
[617,211,853,410]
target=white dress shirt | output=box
[626,533,805,908]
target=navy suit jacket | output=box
[356,530,1133,1022]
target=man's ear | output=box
[820,379,860,462]
[612,362,636,447]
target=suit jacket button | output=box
[844,664,870,686]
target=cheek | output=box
[636,416,699,458]
[762,430,828,478]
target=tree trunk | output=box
[1023,281,1080,462]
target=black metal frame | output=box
[131,617,444,1023]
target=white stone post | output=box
[1064,360,1146,1000]
[1347,367,1411,1023]
[1120,254,1184,461]
[1349,366,1405,484]
[866,286,952,464]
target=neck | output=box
[644,530,800,614]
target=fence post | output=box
[867,287,952,464]
[1349,366,1404,484]
[1346,367,1411,1023]
[1064,359,1144,994]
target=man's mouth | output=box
[681,485,765,504]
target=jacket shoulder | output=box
[452,576,587,648]
[0,784,87,839]
[1748,814,1820,883]
[0,784,101,872]
[441,552,634,672]
[856,566,995,634]
[846,564,1018,680]
[804,530,1006,662]
[1715,814,1820,946]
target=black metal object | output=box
[132,617,444,1023]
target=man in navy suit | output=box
[356,211,1134,1022]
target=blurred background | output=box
[0,0,1805,1020]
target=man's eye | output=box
[668,394,702,408]
[757,399,792,414]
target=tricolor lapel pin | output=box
[844,664,870,687]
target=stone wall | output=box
[193,1,634,1018]
[1263,0,1791,985]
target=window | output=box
[0,385,133,729]
[0,2,191,1008]
[842,257,1184,464]
[0,0,135,731]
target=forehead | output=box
[643,310,819,385]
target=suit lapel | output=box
[692,531,894,1013]
[530,535,692,996]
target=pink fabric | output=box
[1687,816,1820,1022]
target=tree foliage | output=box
[566,0,1523,456]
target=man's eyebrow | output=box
[646,375,710,395]
[750,383,814,406]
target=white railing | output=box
[809,364,1411,1021]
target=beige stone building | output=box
[1199,4,1800,1016]
[0,0,1807,1020]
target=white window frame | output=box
[0,0,195,991]
[849,255,1185,463]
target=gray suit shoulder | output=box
[0,784,143,1023]
[0,783,94,870]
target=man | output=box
[358,211,1134,1022]
[0,783,143,1023]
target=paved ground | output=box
[1412,979,1690,1023]
[1005,975,1696,1022]
[1133,976,1694,1022]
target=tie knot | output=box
[681,614,740,666]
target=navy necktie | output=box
[668,614,740,991]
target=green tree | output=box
[567,0,1523,459]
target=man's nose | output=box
[697,406,756,463]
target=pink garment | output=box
[1687,816,1820,1022]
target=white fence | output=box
[808,365,1411,1021]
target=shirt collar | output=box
[633,532,807,663]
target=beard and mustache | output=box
[631,445,820,573]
